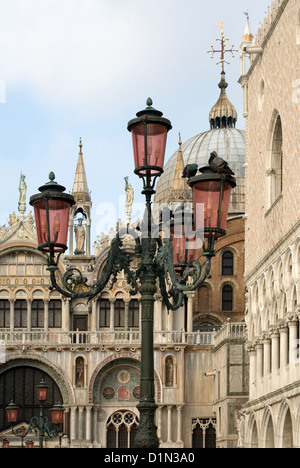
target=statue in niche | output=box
[75,357,85,388]
[74,218,85,254]
[165,356,174,387]
[18,173,27,212]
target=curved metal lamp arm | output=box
[156,237,214,297]
[48,232,139,300]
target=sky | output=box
[0,0,271,246]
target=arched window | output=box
[99,298,110,328]
[106,411,139,448]
[14,300,27,328]
[270,114,283,205]
[0,300,10,328]
[0,366,63,432]
[114,300,125,328]
[222,251,234,276]
[192,418,216,449]
[48,300,62,328]
[31,300,44,329]
[222,285,233,311]
[128,300,139,328]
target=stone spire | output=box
[242,14,254,43]
[168,134,191,202]
[72,138,91,203]
[209,72,238,129]
[68,139,92,256]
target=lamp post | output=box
[6,378,65,449]
[30,99,235,448]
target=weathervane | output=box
[207,22,238,72]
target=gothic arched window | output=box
[0,366,63,432]
[270,114,283,205]
[106,411,139,448]
[99,299,110,328]
[48,300,62,328]
[128,300,139,328]
[222,251,234,276]
[31,300,44,329]
[114,300,125,328]
[192,418,216,449]
[0,300,10,328]
[222,285,233,311]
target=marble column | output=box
[110,299,115,332]
[279,325,289,368]
[185,292,194,334]
[27,299,32,332]
[44,299,49,333]
[86,406,92,443]
[271,330,280,372]
[167,406,173,443]
[256,341,263,380]
[9,299,14,333]
[176,405,183,443]
[70,406,77,441]
[263,336,271,375]
[287,315,298,365]
[78,406,84,441]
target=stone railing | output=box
[0,329,215,348]
[213,322,246,347]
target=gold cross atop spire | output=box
[207,22,238,72]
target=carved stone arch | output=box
[0,353,75,405]
[257,274,267,310]
[0,288,12,299]
[245,412,259,449]
[261,406,275,448]
[89,353,162,405]
[274,256,284,297]
[293,236,300,281]
[266,265,275,303]
[282,247,294,291]
[252,282,259,317]
[193,314,222,332]
[277,399,294,448]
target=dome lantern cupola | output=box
[209,72,237,129]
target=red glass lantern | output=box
[36,379,48,402]
[30,172,75,254]
[6,401,18,424]
[170,210,199,272]
[51,403,65,425]
[188,166,236,238]
[25,440,34,449]
[2,439,10,448]
[127,98,172,180]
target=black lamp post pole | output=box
[134,188,159,448]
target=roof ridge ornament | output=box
[207,23,238,130]
[207,22,239,72]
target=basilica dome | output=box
[155,72,246,215]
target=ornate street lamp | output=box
[36,378,48,402]
[2,439,10,449]
[6,379,65,449]
[29,172,75,259]
[30,99,236,448]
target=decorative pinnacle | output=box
[146,97,153,108]
[49,172,55,182]
[207,22,238,72]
